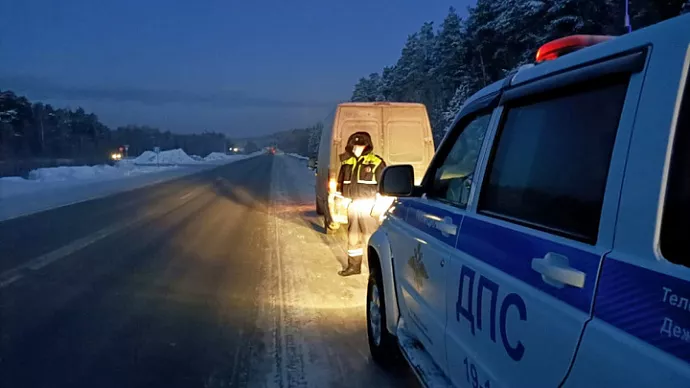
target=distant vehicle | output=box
[314,102,434,233]
[366,14,690,388]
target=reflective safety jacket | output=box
[337,152,386,199]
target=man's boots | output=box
[338,255,362,277]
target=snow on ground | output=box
[0,162,178,198]
[204,152,246,162]
[134,148,197,165]
[0,149,260,221]
[287,153,309,160]
[26,163,175,182]
[244,155,416,388]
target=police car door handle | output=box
[531,252,586,289]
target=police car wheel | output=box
[367,267,401,368]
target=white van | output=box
[314,102,435,233]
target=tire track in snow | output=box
[247,156,417,388]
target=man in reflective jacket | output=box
[337,131,386,277]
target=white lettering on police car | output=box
[456,264,527,361]
[463,357,492,388]
[477,275,499,342]
[662,286,690,311]
[660,317,690,342]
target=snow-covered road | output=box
[242,155,414,388]
[0,154,417,388]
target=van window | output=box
[661,69,690,267]
[479,78,629,243]
[386,121,425,163]
[341,121,378,145]
[427,113,491,207]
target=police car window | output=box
[661,69,690,267]
[479,78,628,243]
[428,113,491,207]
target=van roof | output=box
[337,102,427,108]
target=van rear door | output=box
[383,105,434,184]
[331,105,383,171]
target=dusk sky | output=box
[1,0,471,137]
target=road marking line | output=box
[0,274,22,288]
[0,184,208,286]
[179,191,193,200]
[28,222,126,271]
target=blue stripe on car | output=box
[456,216,599,313]
[594,258,690,363]
[397,199,462,247]
[395,199,598,312]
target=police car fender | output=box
[368,227,400,336]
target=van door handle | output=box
[531,252,586,289]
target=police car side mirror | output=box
[380,165,415,197]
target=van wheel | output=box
[367,265,402,368]
[316,198,324,215]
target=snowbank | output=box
[134,148,197,165]
[28,164,121,182]
[287,153,310,160]
[0,148,266,221]
[0,163,179,198]
[134,151,157,164]
[204,152,234,161]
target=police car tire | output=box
[367,267,402,368]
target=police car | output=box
[366,14,690,388]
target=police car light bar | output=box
[536,35,613,63]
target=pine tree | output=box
[429,7,465,134]
[351,73,383,102]
[441,81,472,134]
[307,122,323,157]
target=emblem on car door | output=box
[408,243,429,289]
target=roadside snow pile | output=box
[288,153,310,160]
[28,165,120,182]
[134,151,157,164]
[134,148,197,165]
[190,155,203,161]
[0,162,179,200]
[204,152,233,161]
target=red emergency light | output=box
[536,35,613,63]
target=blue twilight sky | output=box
[0,0,471,137]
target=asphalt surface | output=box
[0,155,417,388]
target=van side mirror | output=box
[379,165,416,197]
[308,157,317,170]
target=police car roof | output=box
[464,13,690,105]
